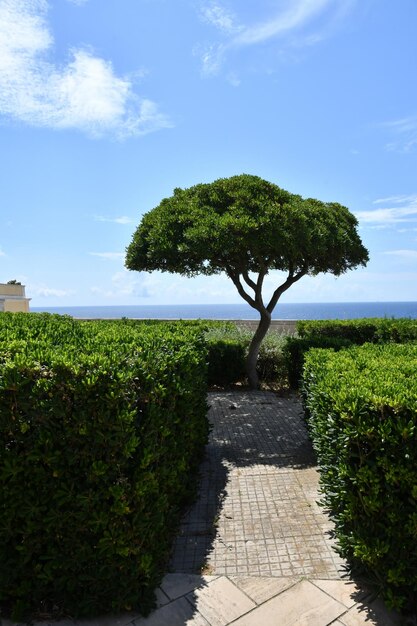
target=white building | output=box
[0,283,31,312]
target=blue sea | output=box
[31,302,417,320]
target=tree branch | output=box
[227,267,257,309]
[266,265,308,313]
[255,271,268,313]
[256,270,266,295]
[242,271,257,292]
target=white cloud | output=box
[355,195,417,225]
[382,116,417,153]
[0,0,172,138]
[233,0,332,47]
[94,215,135,224]
[91,269,150,299]
[89,252,125,261]
[373,194,417,205]
[385,250,417,261]
[198,0,355,75]
[200,2,242,34]
[29,284,75,297]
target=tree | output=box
[125,174,369,388]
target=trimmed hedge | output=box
[302,343,417,612]
[297,317,417,344]
[283,336,352,389]
[207,338,246,386]
[285,318,417,388]
[0,314,209,621]
[81,319,288,388]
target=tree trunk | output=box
[246,310,271,389]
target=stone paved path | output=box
[170,391,345,579]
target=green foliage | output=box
[207,338,246,386]
[285,318,417,388]
[126,174,369,280]
[302,344,417,612]
[205,323,248,386]
[0,313,209,621]
[283,336,352,388]
[204,323,288,386]
[255,331,288,384]
[297,318,417,344]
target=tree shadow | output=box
[169,390,317,575]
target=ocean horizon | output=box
[31,301,417,320]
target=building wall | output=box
[0,284,30,312]
[0,283,25,297]
[4,299,30,313]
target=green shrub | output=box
[256,331,288,384]
[297,318,417,344]
[302,343,417,612]
[207,338,246,386]
[0,314,209,621]
[205,323,248,386]
[285,318,417,389]
[205,322,288,387]
[283,336,352,388]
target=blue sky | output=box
[1,0,417,308]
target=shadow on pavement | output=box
[169,390,317,576]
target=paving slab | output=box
[229,576,297,605]
[131,597,209,626]
[160,574,218,601]
[337,597,402,626]
[185,576,256,626]
[230,579,347,626]
[311,579,370,609]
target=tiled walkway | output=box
[170,391,344,579]
[3,392,406,626]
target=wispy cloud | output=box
[94,215,135,225]
[91,270,150,299]
[382,116,417,153]
[233,0,332,46]
[385,249,417,261]
[356,195,417,225]
[0,245,5,256]
[200,2,242,34]
[29,284,75,297]
[198,0,355,75]
[90,252,125,261]
[373,195,417,205]
[0,0,172,138]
